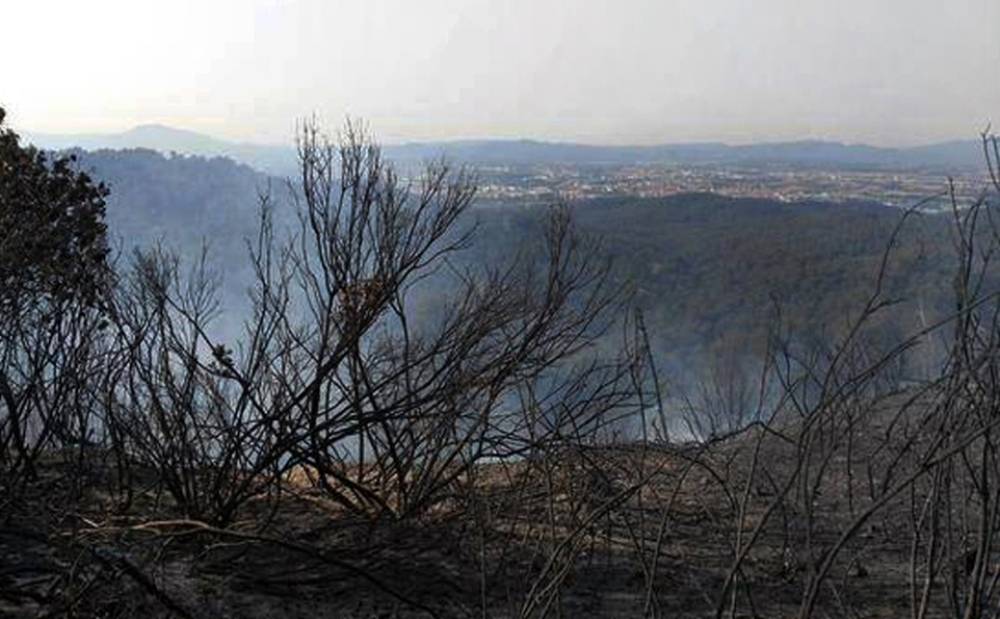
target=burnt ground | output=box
[0,438,945,619]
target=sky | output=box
[2,0,999,146]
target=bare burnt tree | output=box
[250,120,641,519]
[0,290,110,494]
[95,117,643,529]
[105,243,289,525]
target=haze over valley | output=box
[3,1,1000,617]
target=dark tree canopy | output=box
[0,107,110,309]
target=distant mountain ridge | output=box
[28,125,298,176]
[25,125,984,175]
[388,138,983,170]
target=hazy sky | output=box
[3,0,998,146]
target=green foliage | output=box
[0,108,110,310]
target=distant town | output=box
[473,163,990,210]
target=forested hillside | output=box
[72,149,286,317]
[74,148,274,252]
[474,194,958,380]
